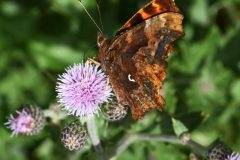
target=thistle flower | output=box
[225,152,240,160]
[207,140,232,160]
[102,102,127,121]
[61,122,87,151]
[5,104,45,136]
[56,62,112,118]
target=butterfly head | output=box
[97,32,109,48]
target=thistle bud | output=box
[207,140,232,160]
[5,104,45,136]
[61,122,87,151]
[102,103,127,121]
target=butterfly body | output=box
[97,0,184,120]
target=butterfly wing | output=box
[98,0,184,120]
[117,0,181,35]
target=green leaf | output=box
[190,0,209,26]
[177,112,205,132]
[185,62,233,113]
[28,41,83,71]
[172,118,188,137]
[170,26,222,74]
[230,79,240,103]
[163,82,177,114]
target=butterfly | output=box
[97,0,184,120]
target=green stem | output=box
[187,139,208,158]
[86,116,105,160]
[106,133,207,159]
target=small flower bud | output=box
[102,103,127,121]
[180,132,190,144]
[207,140,232,160]
[61,122,87,151]
[5,104,45,136]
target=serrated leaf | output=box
[172,118,188,137]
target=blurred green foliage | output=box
[0,0,240,159]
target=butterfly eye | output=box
[128,74,136,82]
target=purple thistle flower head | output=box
[225,152,240,160]
[56,61,112,117]
[5,105,45,136]
[6,110,33,136]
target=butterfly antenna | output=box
[78,0,103,33]
[96,0,104,32]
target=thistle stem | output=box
[187,139,208,158]
[86,116,105,160]
[106,133,208,159]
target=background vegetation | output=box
[0,0,240,159]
